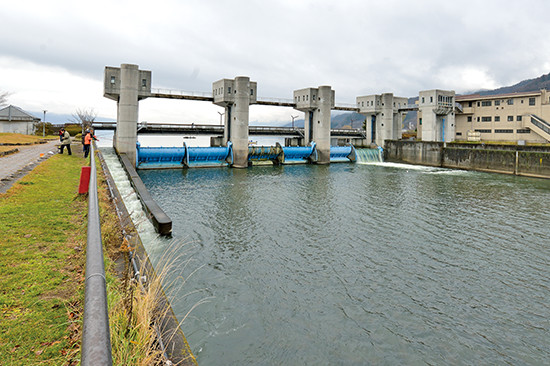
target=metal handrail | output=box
[257,96,295,104]
[81,143,113,365]
[335,102,358,108]
[151,88,213,98]
[530,115,550,135]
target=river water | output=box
[96,131,549,365]
[135,160,550,365]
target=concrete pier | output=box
[418,90,455,142]
[293,86,335,164]
[213,77,257,168]
[356,93,408,147]
[104,64,151,165]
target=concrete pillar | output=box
[231,76,251,168]
[116,64,140,165]
[223,105,231,145]
[312,86,332,164]
[304,111,313,144]
[444,112,456,143]
[376,93,394,147]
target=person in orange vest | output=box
[83,129,98,158]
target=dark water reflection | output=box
[139,163,550,365]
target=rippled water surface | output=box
[138,162,550,365]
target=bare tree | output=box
[71,108,97,132]
[0,91,9,107]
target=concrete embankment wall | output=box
[97,149,196,365]
[385,140,550,179]
[118,153,172,235]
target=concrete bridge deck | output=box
[92,122,366,137]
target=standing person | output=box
[59,128,72,155]
[83,130,98,158]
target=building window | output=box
[468,101,473,107]
[481,101,492,106]
[494,116,500,122]
[495,129,513,133]
[507,99,514,105]
[517,129,531,133]
[430,96,433,103]
[481,116,492,122]
[110,76,116,84]
[477,116,480,122]
[521,99,524,103]
[494,100,500,106]
[142,79,147,87]
[422,97,425,103]
[475,129,492,133]
[362,101,364,107]
[419,118,422,125]
[251,89,254,96]
[467,116,472,122]
[477,101,480,107]
[529,97,535,106]
[517,115,522,121]
[456,132,462,136]
[228,87,231,94]
[507,116,514,121]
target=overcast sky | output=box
[2,0,550,124]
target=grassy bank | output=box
[0,153,89,364]
[0,150,169,364]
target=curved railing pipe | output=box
[81,143,112,365]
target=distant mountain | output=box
[471,72,550,96]
[283,112,366,129]
[28,111,115,125]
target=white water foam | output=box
[99,147,167,255]
[358,161,471,175]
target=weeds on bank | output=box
[107,240,202,365]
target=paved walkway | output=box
[0,140,78,194]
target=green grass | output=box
[0,150,194,365]
[0,153,88,365]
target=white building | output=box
[0,105,40,134]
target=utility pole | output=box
[43,110,47,137]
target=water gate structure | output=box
[103,63,460,169]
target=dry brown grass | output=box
[0,133,52,145]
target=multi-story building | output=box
[454,90,550,143]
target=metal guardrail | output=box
[257,96,295,104]
[335,102,358,108]
[81,143,112,365]
[151,88,213,98]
